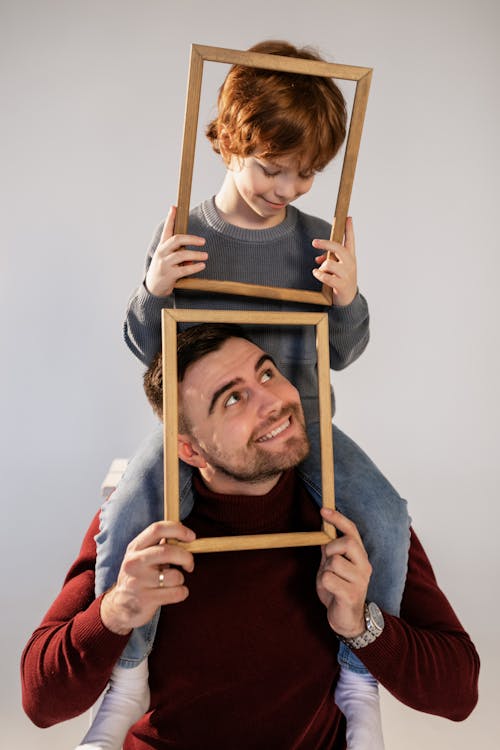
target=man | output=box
[21,324,479,749]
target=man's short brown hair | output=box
[143,324,252,427]
[206,40,347,172]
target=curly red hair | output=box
[206,40,347,172]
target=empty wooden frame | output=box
[162,308,336,552]
[174,43,372,305]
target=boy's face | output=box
[226,152,315,228]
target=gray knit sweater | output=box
[124,198,369,423]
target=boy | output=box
[80,41,410,749]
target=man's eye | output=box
[225,392,240,407]
[261,369,273,383]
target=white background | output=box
[2,1,498,747]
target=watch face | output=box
[367,602,384,631]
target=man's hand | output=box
[311,216,358,306]
[100,521,196,636]
[145,205,208,297]
[316,508,372,638]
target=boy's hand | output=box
[100,520,196,635]
[316,508,372,638]
[311,216,357,306]
[145,206,208,297]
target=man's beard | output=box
[204,403,310,484]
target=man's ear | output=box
[178,434,207,469]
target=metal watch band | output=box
[339,602,385,650]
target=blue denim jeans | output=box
[95,423,410,673]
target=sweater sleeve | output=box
[354,529,479,720]
[20,513,130,728]
[327,290,370,370]
[298,211,370,371]
[123,220,174,366]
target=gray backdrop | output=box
[2,0,498,747]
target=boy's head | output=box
[206,40,347,174]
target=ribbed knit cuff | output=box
[347,612,402,672]
[329,291,369,324]
[71,595,130,663]
[137,280,175,311]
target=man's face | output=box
[179,337,310,494]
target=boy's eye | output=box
[261,166,279,177]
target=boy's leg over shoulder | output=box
[299,422,410,615]
[332,424,411,614]
[95,426,165,595]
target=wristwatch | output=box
[340,602,385,649]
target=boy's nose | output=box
[274,177,299,201]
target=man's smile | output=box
[256,416,292,443]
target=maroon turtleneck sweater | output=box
[21,470,479,749]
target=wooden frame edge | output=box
[161,308,336,552]
[174,44,372,306]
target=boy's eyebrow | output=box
[208,354,278,415]
[259,157,284,169]
[257,156,314,174]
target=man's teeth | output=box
[257,418,290,442]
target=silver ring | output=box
[158,569,165,588]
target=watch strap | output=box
[339,602,384,650]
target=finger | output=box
[164,249,208,266]
[129,521,196,552]
[156,235,206,256]
[318,258,345,276]
[320,508,363,545]
[312,268,339,293]
[318,570,365,608]
[321,553,359,583]
[321,537,365,571]
[150,584,190,606]
[344,216,355,255]
[135,542,195,572]
[312,239,343,265]
[151,567,185,590]
[159,206,177,244]
[172,262,206,281]
[312,238,340,254]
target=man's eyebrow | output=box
[255,353,277,371]
[208,354,278,415]
[208,377,242,415]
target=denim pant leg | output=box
[95,427,196,668]
[298,422,411,673]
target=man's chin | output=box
[214,446,309,484]
[230,435,310,482]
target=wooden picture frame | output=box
[162,308,336,552]
[174,43,372,305]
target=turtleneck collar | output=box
[191,469,300,536]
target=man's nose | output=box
[256,388,283,418]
